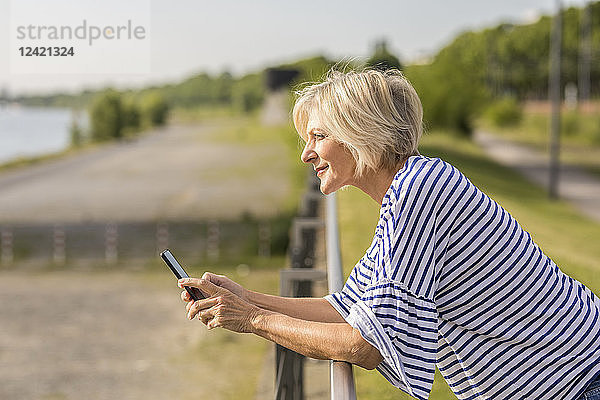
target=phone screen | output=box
[160,249,205,300]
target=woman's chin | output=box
[319,180,340,195]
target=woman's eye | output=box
[314,133,326,140]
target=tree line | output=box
[18,1,600,139]
[403,2,600,134]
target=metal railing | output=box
[326,193,357,400]
[275,173,356,400]
[276,185,322,400]
[0,219,273,267]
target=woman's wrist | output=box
[248,306,276,335]
[244,288,256,304]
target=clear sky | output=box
[0,0,590,96]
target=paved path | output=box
[0,122,290,224]
[474,131,600,223]
[0,271,205,400]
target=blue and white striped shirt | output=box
[325,155,600,400]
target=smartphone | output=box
[160,249,205,301]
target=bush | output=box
[121,98,141,135]
[89,90,168,143]
[593,115,600,144]
[484,97,523,127]
[406,63,489,137]
[232,73,264,113]
[69,118,84,147]
[140,92,169,126]
[89,90,123,142]
[365,40,402,71]
[561,110,580,137]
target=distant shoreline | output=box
[0,106,81,167]
[0,147,75,173]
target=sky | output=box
[0,0,591,96]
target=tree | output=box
[405,31,490,136]
[232,72,264,113]
[121,97,141,134]
[140,92,169,126]
[366,39,403,71]
[69,118,84,147]
[89,90,123,142]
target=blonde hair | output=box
[292,68,423,177]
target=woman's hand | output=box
[178,277,261,333]
[181,272,247,301]
[179,272,247,303]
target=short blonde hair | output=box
[292,68,423,177]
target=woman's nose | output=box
[301,141,317,164]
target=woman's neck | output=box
[354,159,407,205]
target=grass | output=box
[477,110,600,178]
[1,105,306,398]
[0,145,88,173]
[170,257,282,400]
[170,105,243,123]
[203,115,307,214]
[337,130,600,399]
[154,116,305,398]
[85,256,283,400]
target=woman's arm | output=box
[246,290,346,323]
[250,309,383,370]
[180,277,383,370]
[196,272,346,323]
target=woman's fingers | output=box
[179,278,221,297]
[177,276,257,332]
[198,304,221,328]
[200,272,247,300]
[201,271,219,283]
[187,296,220,320]
[186,299,194,313]
[178,277,202,289]
[202,272,230,289]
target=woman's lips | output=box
[316,166,328,177]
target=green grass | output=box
[160,116,305,398]
[0,143,102,173]
[0,107,305,398]
[170,105,241,123]
[162,257,282,400]
[204,115,307,214]
[337,130,600,399]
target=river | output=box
[0,106,85,164]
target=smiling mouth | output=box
[316,166,328,177]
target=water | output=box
[0,106,83,164]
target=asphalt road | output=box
[0,122,291,224]
[475,130,600,223]
[0,271,205,400]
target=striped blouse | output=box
[325,155,600,400]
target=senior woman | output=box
[178,69,600,400]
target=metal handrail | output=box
[325,193,357,400]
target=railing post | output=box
[105,223,118,265]
[53,224,66,265]
[156,221,169,254]
[1,226,13,267]
[275,172,357,399]
[326,193,357,400]
[275,171,325,400]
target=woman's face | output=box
[300,112,357,195]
